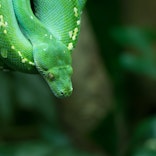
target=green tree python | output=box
[0,0,87,97]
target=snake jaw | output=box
[36,65,73,98]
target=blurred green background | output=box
[0,0,156,156]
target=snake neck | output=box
[13,0,53,45]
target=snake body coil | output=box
[0,0,86,97]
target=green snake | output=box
[0,0,86,97]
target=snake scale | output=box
[0,0,86,97]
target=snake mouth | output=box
[52,87,73,98]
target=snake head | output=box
[33,41,73,98]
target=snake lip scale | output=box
[0,0,86,97]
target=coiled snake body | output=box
[0,0,86,97]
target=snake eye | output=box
[47,73,55,81]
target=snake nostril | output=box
[59,87,73,97]
[60,91,64,96]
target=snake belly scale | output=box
[0,0,86,97]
